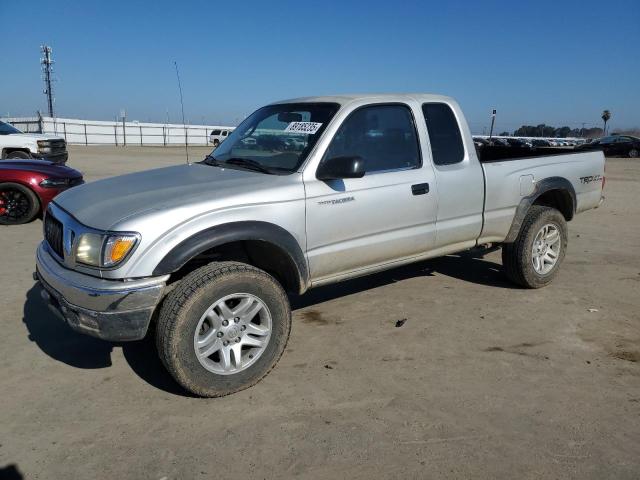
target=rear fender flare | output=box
[504,177,576,243]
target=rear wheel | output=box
[0,183,40,225]
[629,148,639,158]
[156,261,291,397]
[6,150,31,159]
[502,205,567,288]
[213,139,220,148]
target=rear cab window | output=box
[421,103,465,166]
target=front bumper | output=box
[35,242,168,341]
[32,151,68,165]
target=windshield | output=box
[204,102,340,174]
[0,121,22,135]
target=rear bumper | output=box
[35,242,168,341]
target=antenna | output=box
[41,45,55,118]
[174,61,190,165]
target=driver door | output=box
[303,103,437,284]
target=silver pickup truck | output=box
[35,94,605,396]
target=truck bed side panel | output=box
[480,151,605,243]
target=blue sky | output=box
[2,0,639,133]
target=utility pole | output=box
[40,45,55,118]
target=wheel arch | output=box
[153,221,309,294]
[504,177,576,243]
[2,147,33,159]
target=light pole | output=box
[488,109,496,140]
[120,109,126,147]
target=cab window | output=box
[422,103,465,166]
[323,104,421,173]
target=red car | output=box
[0,160,83,225]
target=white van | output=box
[209,129,233,147]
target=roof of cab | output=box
[270,93,455,106]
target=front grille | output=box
[42,139,67,154]
[50,139,66,153]
[69,177,84,187]
[44,212,64,258]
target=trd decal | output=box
[579,175,602,184]
[318,196,355,206]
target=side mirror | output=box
[316,156,365,181]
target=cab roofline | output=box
[269,93,455,106]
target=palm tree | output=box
[601,110,611,136]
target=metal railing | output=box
[5,117,234,147]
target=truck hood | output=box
[53,162,296,230]
[4,133,64,141]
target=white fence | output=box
[4,116,235,146]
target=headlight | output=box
[37,140,52,154]
[39,178,69,188]
[76,233,104,266]
[75,232,139,268]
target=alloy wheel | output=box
[193,293,272,375]
[0,188,31,222]
[531,223,561,275]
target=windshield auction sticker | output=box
[284,122,323,134]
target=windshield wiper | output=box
[202,154,220,166]
[201,155,274,174]
[222,158,273,174]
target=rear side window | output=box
[211,129,221,135]
[422,103,465,165]
[324,104,421,173]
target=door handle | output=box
[411,183,429,195]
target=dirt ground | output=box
[1,146,639,479]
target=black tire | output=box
[0,182,40,225]
[156,261,291,397]
[629,148,639,158]
[502,205,568,288]
[6,150,31,159]
[213,139,220,147]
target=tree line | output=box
[512,125,603,138]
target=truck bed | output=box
[478,145,581,162]
[478,150,605,244]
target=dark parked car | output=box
[532,139,552,147]
[489,137,509,146]
[576,136,640,158]
[473,137,490,148]
[0,160,83,225]
[505,138,530,148]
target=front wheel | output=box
[502,205,568,288]
[629,148,639,158]
[6,150,31,159]
[0,183,40,225]
[156,261,291,397]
